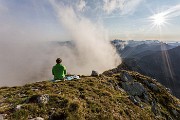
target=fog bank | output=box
[48,0,121,74]
[0,0,121,86]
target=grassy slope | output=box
[0,71,179,120]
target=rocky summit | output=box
[0,70,179,120]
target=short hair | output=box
[56,58,62,64]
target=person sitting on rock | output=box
[52,58,66,81]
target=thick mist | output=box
[49,0,121,74]
[0,39,53,86]
[0,0,121,87]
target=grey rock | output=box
[27,94,49,104]
[29,117,44,120]
[143,81,159,92]
[134,96,141,103]
[149,83,159,92]
[166,88,172,94]
[129,96,138,105]
[139,104,144,108]
[143,80,150,86]
[31,88,39,91]
[91,70,99,77]
[152,79,157,82]
[18,93,27,98]
[151,99,161,116]
[172,109,179,117]
[142,93,149,103]
[121,82,147,96]
[37,94,49,104]
[109,83,114,89]
[114,85,120,91]
[129,96,143,107]
[15,104,22,110]
[113,82,125,92]
[121,72,133,82]
[168,116,173,120]
[151,101,157,114]
[114,85,125,92]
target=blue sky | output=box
[0,0,180,41]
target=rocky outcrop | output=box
[121,82,147,96]
[121,72,133,82]
[0,70,179,120]
[105,70,180,119]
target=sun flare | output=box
[153,14,165,25]
[150,13,168,27]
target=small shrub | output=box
[79,94,86,99]
[50,110,69,120]
[69,102,79,112]
[78,87,84,92]
[49,95,69,108]
[87,101,102,113]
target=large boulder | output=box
[121,72,133,82]
[143,80,159,92]
[121,82,147,96]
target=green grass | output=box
[0,70,179,120]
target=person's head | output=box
[56,58,62,64]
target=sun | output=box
[152,14,165,25]
[150,13,168,27]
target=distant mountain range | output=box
[112,40,180,98]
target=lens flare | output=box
[150,13,168,28]
[148,4,180,29]
[151,14,166,26]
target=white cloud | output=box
[163,4,180,18]
[121,0,143,15]
[48,0,121,74]
[103,0,143,15]
[77,0,86,12]
[103,0,119,14]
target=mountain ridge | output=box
[0,69,179,120]
[112,40,180,98]
[120,46,180,98]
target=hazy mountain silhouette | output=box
[119,43,174,58]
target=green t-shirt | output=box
[52,64,66,80]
